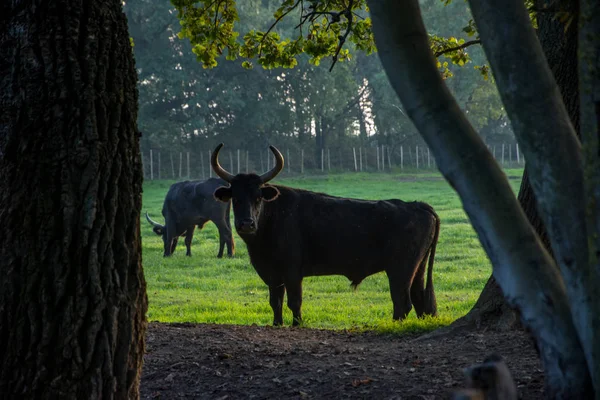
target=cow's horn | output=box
[145,211,164,228]
[259,145,284,183]
[211,143,235,183]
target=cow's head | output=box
[211,143,283,235]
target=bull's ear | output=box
[261,185,280,202]
[214,186,232,202]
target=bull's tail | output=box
[145,211,165,235]
[424,209,440,317]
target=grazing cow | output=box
[145,178,235,258]
[211,143,440,326]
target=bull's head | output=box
[211,143,283,235]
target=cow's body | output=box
[211,144,439,326]
[146,178,234,258]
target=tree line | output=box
[124,0,513,162]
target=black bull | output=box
[211,143,439,326]
[145,178,235,258]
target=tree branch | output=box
[260,0,302,57]
[433,39,481,58]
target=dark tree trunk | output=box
[0,1,147,399]
[457,0,579,330]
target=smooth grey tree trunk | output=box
[0,0,147,398]
[579,0,600,295]
[368,0,592,397]
[458,0,579,331]
[469,0,600,392]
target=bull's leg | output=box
[169,237,179,255]
[269,284,285,326]
[165,224,178,256]
[216,223,232,258]
[387,272,413,321]
[184,225,196,257]
[217,222,231,258]
[410,256,428,318]
[285,279,303,326]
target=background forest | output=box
[124,0,513,176]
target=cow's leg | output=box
[285,279,303,326]
[216,222,235,258]
[387,270,414,321]
[184,225,196,256]
[169,236,179,255]
[164,224,178,257]
[410,255,428,318]
[269,284,285,326]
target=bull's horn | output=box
[211,143,235,183]
[145,211,164,228]
[259,145,284,183]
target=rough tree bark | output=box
[368,0,592,396]
[457,0,578,330]
[0,1,147,399]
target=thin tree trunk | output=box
[0,1,147,398]
[369,1,591,396]
[470,0,599,391]
[460,0,579,331]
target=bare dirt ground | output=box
[140,322,544,399]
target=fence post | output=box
[301,149,304,174]
[187,152,190,178]
[170,152,175,178]
[416,146,419,169]
[387,147,392,169]
[364,148,367,171]
[201,151,205,180]
[427,148,431,168]
[516,144,520,164]
[509,144,512,166]
[353,147,358,172]
[260,150,264,172]
[150,150,154,180]
[376,146,380,171]
[359,147,363,171]
[246,150,249,172]
[327,148,331,171]
[502,143,505,165]
[158,152,162,180]
[400,146,404,169]
[321,149,324,172]
[179,152,183,178]
[237,149,240,174]
[208,150,212,178]
[381,145,385,171]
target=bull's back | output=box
[261,187,436,279]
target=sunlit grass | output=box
[141,168,523,335]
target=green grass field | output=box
[142,169,523,334]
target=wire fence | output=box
[142,143,524,181]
